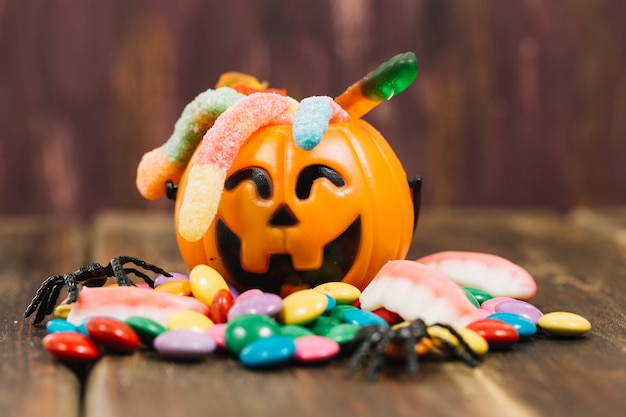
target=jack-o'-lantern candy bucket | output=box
[137,52,421,295]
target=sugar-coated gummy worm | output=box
[136,87,244,200]
[178,92,299,242]
[292,96,349,150]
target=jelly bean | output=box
[43,332,100,362]
[322,323,361,345]
[462,286,494,305]
[461,287,481,308]
[280,324,315,340]
[495,300,543,324]
[538,312,591,337]
[236,289,263,302]
[466,319,519,348]
[313,282,361,305]
[278,290,328,325]
[205,323,227,349]
[227,292,283,321]
[224,314,281,355]
[480,297,516,313]
[328,304,358,321]
[53,303,71,319]
[487,312,537,339]
[167,310,214,332]
[154,329,216,360]
[154,279,192,296]
[343,308,389,327]
[428,326,489,356]
[154,272,189,287]
[46,318,78,334]
[322,293,336,315]
[293,335,340,363]
[239,335,296,369]
[210,289,235,323]
[84,317,140,352]
[189,264,228,307]
[125,316,167,346]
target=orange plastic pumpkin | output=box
[174,119,418,294]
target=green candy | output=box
[307,316,342,336]
[461,287,481,308]
[224,314,281,355]
[360,52,418,101]
[323,323,361,345]
[462,286,494,305]
[125,316,166,346]
[328,304,358,321]
[280,324,314,340]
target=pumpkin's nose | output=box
[269,204,299,226]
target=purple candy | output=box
[154,272,190,287]
[494,300,544,324]
[153,329,216,360]
[227,293,284,321]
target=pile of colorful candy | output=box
[40,251,591,377]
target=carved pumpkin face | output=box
[175,119,417,294]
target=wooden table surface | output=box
[1,208,625,417]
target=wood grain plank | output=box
[0,217,86,417]
[83,210,626,417]
[568,206,626,253]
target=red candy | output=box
[466,319,519,348]
[210,289,235,323]
[43,332,100,362]
[372,307,404,325]
[84,317,140,352]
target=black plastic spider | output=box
[348,319,481,380]
[24,255,171,324]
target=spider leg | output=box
[63,273,80,303]
[122,268,155,288]
[430,323,480,368]
[348,334,379,371]
[404,334,420,377]
[24,275,65,319]
[366,334,390,380]
[118,256,171,277]
[111,258,133,287]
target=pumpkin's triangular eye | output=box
[296,165,345,200]
[225,167,272,199]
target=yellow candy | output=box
[278,290,328,325]
[154,279,192,297]
[428,326,489,356]
[53,303,71,319]
[189,264,229,307]
[167,310,214,332]
[313,282,361,305]
[538,312,591,337]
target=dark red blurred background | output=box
[1,0,624,217]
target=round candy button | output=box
[538,312,591,337]
[278,290,328,325]
[43,332,100,362]
[239,335,296,368]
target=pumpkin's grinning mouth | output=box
[215,217,361,294]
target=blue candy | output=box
[239,335,296,368]
[487,312,537,339]
[46,318,78,334]
[342,309,389,327]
